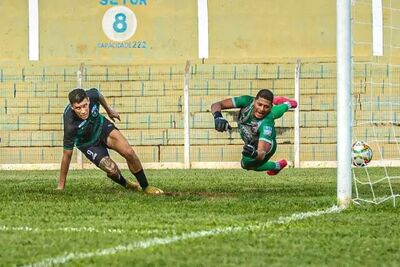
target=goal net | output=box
[351,0,400,206]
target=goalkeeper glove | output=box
[213,111,232,132]
[242,144,258,159]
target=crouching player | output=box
[211,89,297,175]
[57,88,163,195]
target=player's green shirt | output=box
[232,95,289,147]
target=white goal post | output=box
[336,0,353,208]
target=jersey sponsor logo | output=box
[264,126,273,137]
[91,106,99,117]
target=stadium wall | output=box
[1,1,400,170]
[2,0,338,65]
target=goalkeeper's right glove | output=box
[213,111,232,132]
[242,144,258,159]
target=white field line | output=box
[22,205,343,267]
[0,225,123,234]
[0,225,168,235]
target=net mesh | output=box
[352,0,400,206]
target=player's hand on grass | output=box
[242,144,258,158]
[144,186,164,195]
[56,179,65,191]
[56,185,65,191]
[213,111,232,132]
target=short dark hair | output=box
[255,89,274,102]
[68,88,87,104]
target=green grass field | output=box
[1,168,399,267]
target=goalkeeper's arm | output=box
[211,98,234,132]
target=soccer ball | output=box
[352,141,373,167]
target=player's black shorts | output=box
[78,119,118,167]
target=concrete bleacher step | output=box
[0,94,339,116]
[0,110,340,130]
[1,80,185,98]
[0,81,73,98]
[191,63,297,80]
[81,64,185,81]
[2,125,398,148]
[0,97,66,114]
[188,94,336,112]
[220,111,338,128]
[0,147,69,164]
[1,88,398,116]
[0,130,63,147]
[189,79,275,96]
[354,110,400,123]
[110,96,183,113]
[3,77,397,100]
[133,143,394,162]
[2,141,399,164]
[0,96,185,114]
[96,80,184,96]
[2,109,398,132]
[0,114,63,130]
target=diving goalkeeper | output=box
[211,89,297,175]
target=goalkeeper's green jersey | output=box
[232,95,289,146]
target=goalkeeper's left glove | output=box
[213,111,232,132]
[242,144,258,159]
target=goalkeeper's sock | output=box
[266,159,287,176]
[134,169,149,189]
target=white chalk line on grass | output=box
[0,225,168,235]
[0,225,124,234]
[22,205,343,267]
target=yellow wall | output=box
[0,1,29,64]
[0,0,386,65]
[208,0,336,61]
[38,0,198,65]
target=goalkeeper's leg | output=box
[240,142,287,175]
[241,157,287,174]
[265,159,288,175]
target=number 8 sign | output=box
[102,6,137,42]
